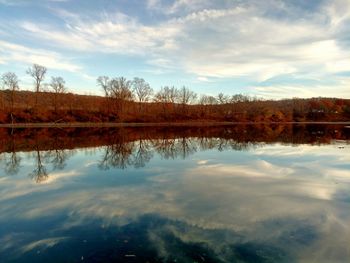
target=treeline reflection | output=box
[0,124,349,183]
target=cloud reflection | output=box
[0,140,350,261]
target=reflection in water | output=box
[2,150,21,176]
[29,145,48,183]
[0,124,349,182]
[1,133,21,176]
[0,125,350,262]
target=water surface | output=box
[0,124,350,262]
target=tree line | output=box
[1,63,350,123]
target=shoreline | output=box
[0,121,350,128]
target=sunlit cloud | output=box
[20,13,181,55]
[21,237,70,253]
[0,0,70,6]
[1,0,350,96]
[253,79,350,99]
[0,40,81,72]
[8,0,348,95]
[42,170,81,184]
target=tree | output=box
[177,86,197,105]
[109,77,133,101]
[97,76,110,97]
[154,86,179,118]
[26,64,47,106]
[132,77,153,110]
[50,76,67,114]
[177,86,197,115]
[198,95,217,118]
[50,76,66,94]
[154,86,178,103]
[231,94,249,103]
[97,76,112,115]
[217,92,230,104]
[1,72,19,123]
[103,77,133,120]
[97,76,134,119]
[199,95,217,105]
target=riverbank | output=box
[1,121,350,128]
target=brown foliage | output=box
[0,90,349,123]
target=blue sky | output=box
[0,0,350,98]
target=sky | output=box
[0,0,350,98]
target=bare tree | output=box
[199,94,217,105]
[177,86,197,105]
[97,76,111,115]
[50,76,67,114]
[154,86,178,103]
[109,77,133,101]
[26,64,47,106]
[50,77,66,94]
[132,77,153,110]
[216,92,230,119]
[154,86,179,118]
[97,76,134,119]
[97,76,110,97]
[1,72,19,123]
[177,86,197,115]
[217,92,230,104]
[231,94,250,103]
[104,77,133,120]
[198,94,218,119]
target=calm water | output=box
[0,125,350,263]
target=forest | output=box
[1,64,350,124]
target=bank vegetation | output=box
[1,64,350,124]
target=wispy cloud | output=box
[0,40,81,72]
[0,0,70,6]
[253,77,350,99]
[20,11,180,55]
[17,1,350,83]
[1,0,350,96]
[147,0,215,14]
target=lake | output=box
[0,124,349,263]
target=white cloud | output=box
[1,0,350,97]
[167,0,212,14]
[196,76,210,82]
[253,77,350,99]
[146,0,161,10]
[0,0,70,5]
[17,1,350,84]
[323,0,350,27]
[20,12,181,55]
[0,40,81,72]
[178,7,350,81]
[147,0,221,15]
